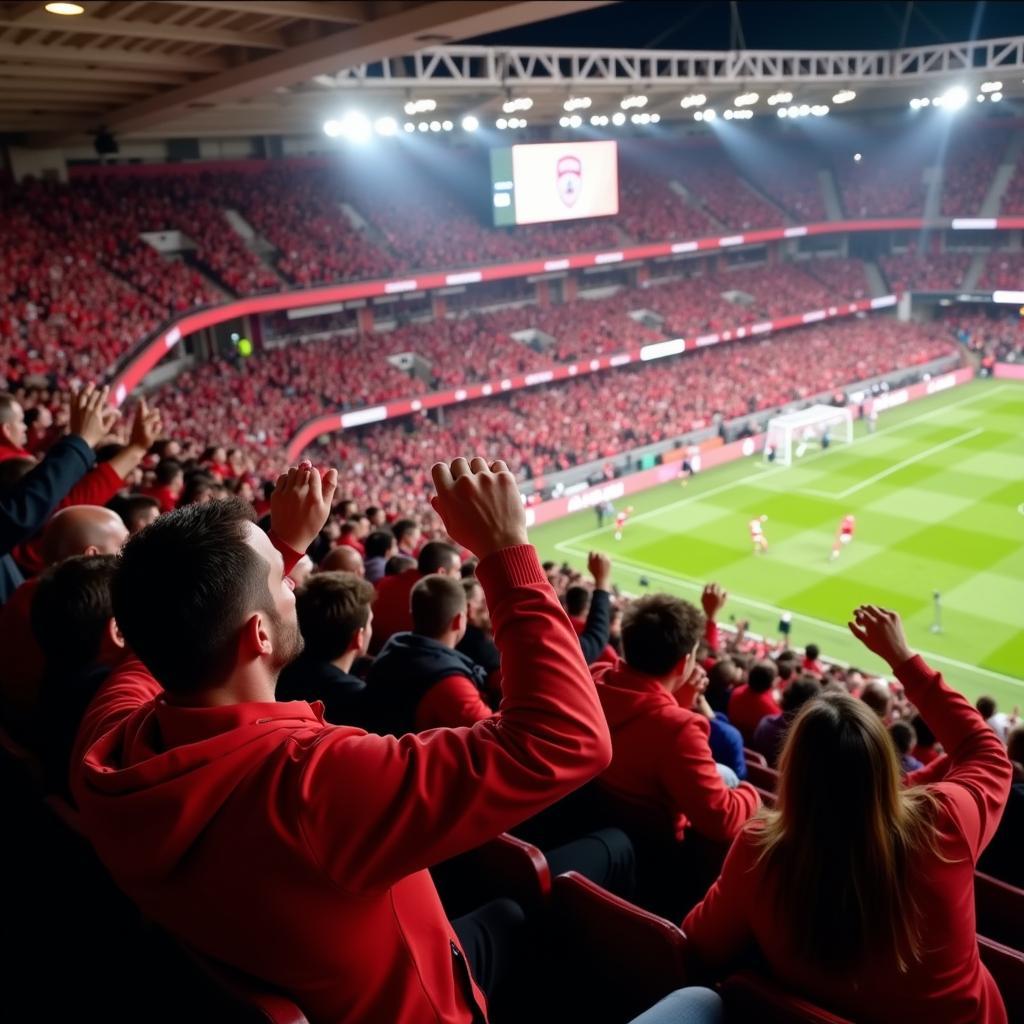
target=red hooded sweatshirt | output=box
[684,655,1012,1023]
[593,659,760,843]
[71,544,611,1024]
[369,566,420,654]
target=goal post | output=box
[763,404,854,467]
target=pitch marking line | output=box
[555,543,1024,691]
[800,427,985,500]
[563,385,1008,547]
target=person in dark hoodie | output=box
[367,573,492,734]
[276,571,375,728]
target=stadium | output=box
[1,0,1022,1020]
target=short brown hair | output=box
[411,574,466,638]
[621,593,705,676]
[295,572,375,661]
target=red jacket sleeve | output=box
[705,619,720,656]
[682,825,761,961]
[13,462,125,576]
[296,544,613,893]
[70,656,162,796]
[905,752,951,787]
[894,655,1012,859]
[415,675,495,731]
[660,715,761,842]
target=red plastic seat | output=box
[745,761,780,793]
[753,786,777,809]
[979,934,1024,1021]
[431,832,551,919]
[720,971,854,1023]
[548,870,690,1023]
[743,747,768,768]
[975,871,1024,952]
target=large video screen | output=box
[490,140,619,227]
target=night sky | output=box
[470,1,1024,52]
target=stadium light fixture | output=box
[767,91,793,105]
[734,92,759,107]
[563,96,592,111]
[590,114,610,127]
[977,94,987,103]
[496,118,508,130]
[832,89,856,104]
[44,1,85,13]
[777,108,788,118]
[854,152,862,162]
[650,113,661,124]
[429,120,441,132]
[612,111,627,126]
[939,85,968,111]
[442,120,453,132]
[680,94,706,108]
[811,104,829,117]
[621,95,649,109]
[461,115,479,132]
[981,81,1003,93]
[404,122,415,133]
[374,116,398,137]
[502,97,533,113]
[322,119,343,138]
[992,92,1003,102]
[403,99,436,115]
[569,114,583,128]
[703,109,716,121]
[418,121,429,132]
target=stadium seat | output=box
[720,971,854,1023]
[975,871,1024,952]
[978,935,1024,1022]
[431,832,552,919]
[753,786,777,809]
[744,761,780,793]
[0,721,44,796]
[547,871,690,1023]
[743,747,768,767]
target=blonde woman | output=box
[683,605,1012,1023]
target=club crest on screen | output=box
[556,154,582,207]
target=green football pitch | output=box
[530,378,1024,709]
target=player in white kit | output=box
[749,514,768,554]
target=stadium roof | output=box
[1,0,1023,142]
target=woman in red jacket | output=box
[684,605,1012,1024]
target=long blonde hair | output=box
[754,692,943,973]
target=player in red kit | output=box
[749,515,768,554]
[614,506,633,541]
[831,514,856,561]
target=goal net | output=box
[763,404,854,467]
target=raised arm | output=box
[849,605,1012,858]
[299,458,612,892]
[577,551,612,664]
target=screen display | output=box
[490,141,619,227]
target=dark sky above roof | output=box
[470,1,1024,51]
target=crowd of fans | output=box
[977,250,1024,291]
[0,379,1018,1021]
[880,246,971,292]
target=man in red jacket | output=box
[72,457,612,1024]
[369,538,461,654]
[594,593,761,843]
[0,392,31,463]
[727,659,780,744]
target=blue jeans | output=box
[627,987,724,1024]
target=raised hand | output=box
[702,582,728,621]
[271,460,339,554]
[128,398,162,452]
[68,383,119,448]
[587,550,612,591]
[430,457,528,559]
[848,605,914,668]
